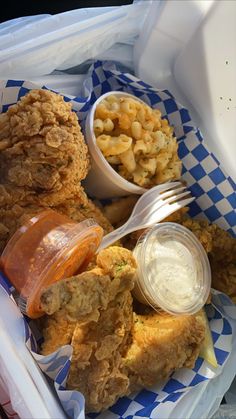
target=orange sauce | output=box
[0,210,103,318]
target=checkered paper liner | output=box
[0,60,235,418]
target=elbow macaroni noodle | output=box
[94,95,182,187]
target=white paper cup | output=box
[83,91,147,199]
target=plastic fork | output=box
[98,181,194,251]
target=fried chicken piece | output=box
[40,247,136,412]
[124,310,206,392]
[40,247,136,352]
[67,291,133,413]
[54,186,113,235]
[179,218,236,300]
[41,247,136,317]
[0,89,89,191]
[96,246,137,279]
[40,269,111,355]
[211,261,236,303]
[0,89,113,252]
[103,196,139,227]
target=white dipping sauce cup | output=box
[133,223,212,315]
[83,91,147,199]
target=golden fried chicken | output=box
[124,310,206,392]
[68,290,133,413]
[178,217,236,302]
[103,196,139,228]
[40,247,136,412]
[0,89,113,252]
[0,89,89,192]
[39,245,208,412]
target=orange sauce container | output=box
[0,210,103,318]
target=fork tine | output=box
[158,185,187,200]
[164,190,191,205]
[141,190,191,223]
[171,196,195,209]
[131,181,183,219]
[141,195,195,227]
[142,182,183,205]
[157,181,182,192]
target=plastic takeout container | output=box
[0,210,103,319]
[83,91,147,198]
[0,1,236,417]
[133,222,211,315]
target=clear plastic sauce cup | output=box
[132,222,211,315]
[0,210,103,318]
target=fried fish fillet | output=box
[124,310,206,391]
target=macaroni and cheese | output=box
[94,95,182,187]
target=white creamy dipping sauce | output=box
[146,238,200,310]
[133,223,211,315]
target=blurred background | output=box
[1,0,132,23]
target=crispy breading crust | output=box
[0,90,113,252]
[124,310,206,391]
[0,89,89,189]
[67,291,133,413]
[39,246,207,413]
[179,217,236,301]
[40,247,136,413]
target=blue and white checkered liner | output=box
[0,61,236,418]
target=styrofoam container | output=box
[83,91,147,199]
[174,0,236,183]
[0,1,236,418]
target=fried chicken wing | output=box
[124,310,206,391]
[0,89,113,252]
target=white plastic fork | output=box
[98,181,194,251]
